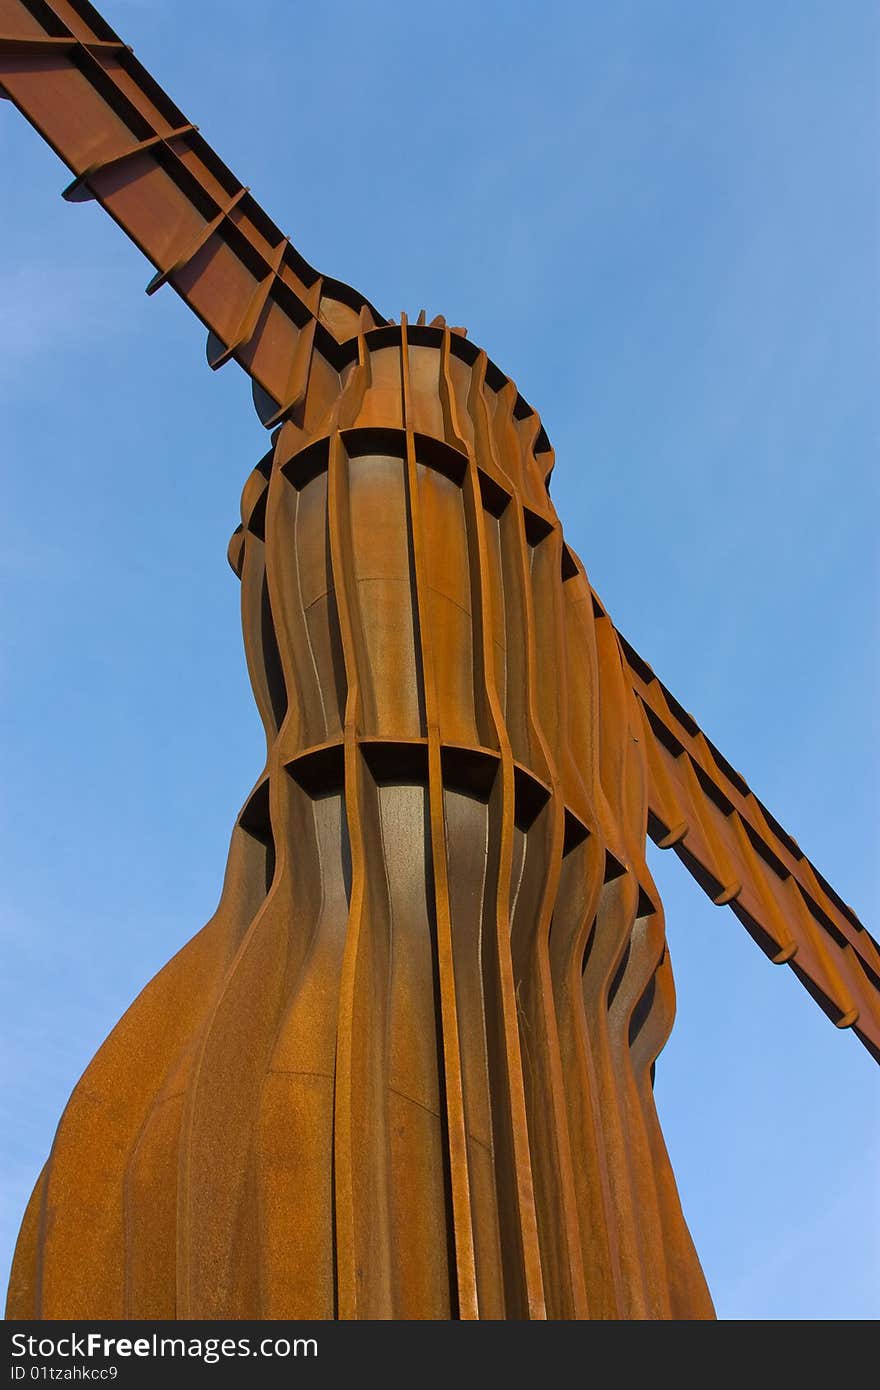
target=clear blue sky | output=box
[1,0,877,1319]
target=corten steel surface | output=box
[2,0,877,1322]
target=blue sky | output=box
[1,0,877,1319]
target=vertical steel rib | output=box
[399,318,479,1318]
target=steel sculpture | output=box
[2,0,877,1321]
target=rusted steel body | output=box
[2,0,877,1321]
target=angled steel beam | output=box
[610,616,880,1059]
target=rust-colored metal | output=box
[2,0,877,1322]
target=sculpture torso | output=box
[7,321,713,1319]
